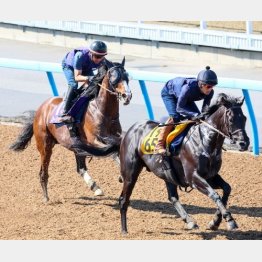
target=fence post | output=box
[138,80,154,120]
[242,89,259,155]
[46,72,59,96]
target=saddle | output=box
[50,70,105,126]
[140,123,191,155]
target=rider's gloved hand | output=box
[88,76,94,82]
[190,113,205,122]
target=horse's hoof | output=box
[118,175,123,183]
[94,188,104,196]
[227,220,238,231]
[121,230,128,235]
[43,197,49,203]
[186,221,199,230]
[207,220,219,230]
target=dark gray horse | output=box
[119,93,250,234]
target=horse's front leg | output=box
[75,154,104,196]
[207,174,232,230]
[165,182,198,230]
[191,172,238,231]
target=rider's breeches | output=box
[62,62,78,90]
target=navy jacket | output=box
[63,47,103,76]
[163,77,214,117]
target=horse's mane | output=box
[81,59,114,99]
[111,62,122,67]
[203,93,242,116]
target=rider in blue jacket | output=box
[155,66,218,154]
[59,40,108,123]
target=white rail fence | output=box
[2,21,262,52]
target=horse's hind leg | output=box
[165,182,198,230]
[75,154,104,196]
[207,174,232,230]
[36,137,55,203]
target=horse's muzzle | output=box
[232,131,250,151]
[236,137,250,151]
[122,92,132,105]
[237,140,250,151]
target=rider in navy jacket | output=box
[163,77,214,119]
[155,66,218,154]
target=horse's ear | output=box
[217,93,228,106]
[121,56,125,67]
[105,58,113,69]
[237,96,245,106]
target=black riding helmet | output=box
[197,66,218,85]
[89,40,108,56]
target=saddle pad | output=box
[49,102,65,124]
[140,123,189,154]
[49,96,90,125]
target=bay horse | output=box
[10,57,132,202]
[119,93,250,234]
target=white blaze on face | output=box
[123,81,132,103]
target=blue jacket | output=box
[163,77,214,117]
[63,47,103,76]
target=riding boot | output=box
[154,117,174,154]
[59,86,77,122]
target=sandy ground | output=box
[0,124,261,240]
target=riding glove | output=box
[190,113,205,122]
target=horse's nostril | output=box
[239,142,246,147]
[122,94,127,98]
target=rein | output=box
[199,119,231,140]
[98,83,118,96]
[158,118,234,142]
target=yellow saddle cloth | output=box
[140,123,189,154]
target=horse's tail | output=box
[70,138,120,157]
[9,112,35,151]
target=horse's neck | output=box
[89,76,119,117]
[200,107,226,153]
[85,75,120,136]
[188,108,225,155]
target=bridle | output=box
[98,65,131,101]
[199,105,244,143]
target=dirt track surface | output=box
[0,124,261,240]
